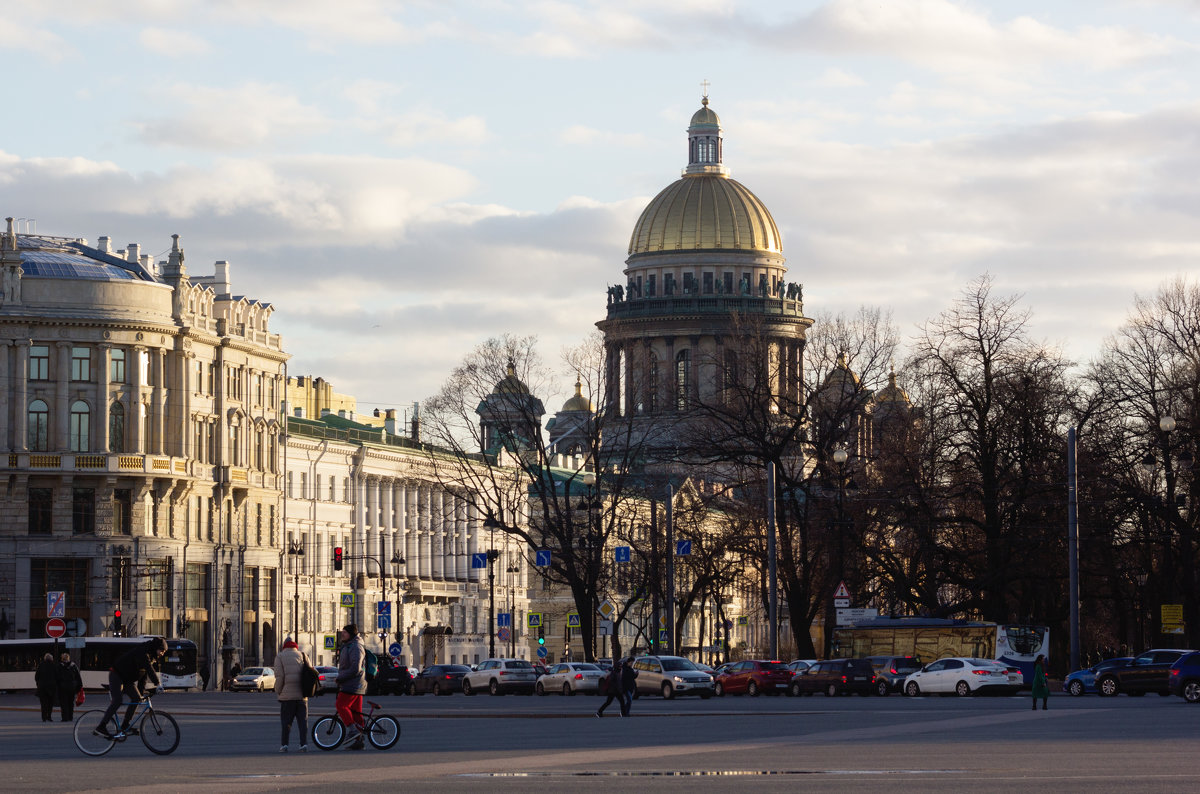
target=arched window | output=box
[675,350,690,411]
[28,400,49,451]
[69,401,90,452]
[647,352,659,414]
[109,402,125,453]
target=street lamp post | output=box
[381,552,405,651]
[826,446,849,658]
[506,561,520,658]
[286,539,304,639]
[482,512,504,659]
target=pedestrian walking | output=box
[274,638,309,752]
[56,652,83,722]
[619,657,638,717]
[335,624,367,750]
[1031,654,1049,710]
[35,653,57,722]
[199,663,210,692]
[595,659,623,718]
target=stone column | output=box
[431,489,445,580]
[466,501,481,583]
[55,341,71,450]
[417,484,431,580]
[98,345,111,453]
[151,348,166,455]
[131,346,146,453]
[382,479,394,567]
[455,496,468,581]
[356,476,368,579]
[0,341,10,449]
[404,482,418,577]
[365,476,378,577]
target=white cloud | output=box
[384,111,490,146]
[0,19,71,60]
[810,67,867,88]
[559,125,648,147]
[139,27,210,56]
[136,83,331,150]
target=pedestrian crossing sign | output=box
[324,635,336,650]
[340,592,355,607]
[567,612,581,628]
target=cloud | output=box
[0,19,71,61]
[560,125,648,148]
[810,67,867,88]
[384,111,490,146]
[139,27,210,56]
[136,83,331,150]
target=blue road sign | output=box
[675,539,692,556]
[47,591,65,618]
[659,629,669,642]
[471,552,488,569]
[535,549,552,567]
[528,612,543,628]
[324,635,337,650]
[497,612,512,627]
[377,615,391,630]
[388,643,403,658]
[377,601,391,616]
[340,592,355,607]
[614,546,631,563]
[567,613,581,628]
[537,646,548,659]
[498,627,511,642]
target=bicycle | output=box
[73,694,180,756]
[311,700,399,750]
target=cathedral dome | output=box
[627,96,782,258]
[560,377,592,413]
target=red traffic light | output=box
[114,609,122,618]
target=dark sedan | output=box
[792,658,877,696]
[1096,649,1194,697]
[411,664,472,695]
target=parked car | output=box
[462,658,538,695]
[1097,649,1194,697]
[537,662,607,695]
[1168,651,1200,703]
[866,655,923,696]
[903,657,1020,697]
[632,655,714,699]
[1063,657,1133,696]
[315,665,339,693]
[411,664,471,695]
[792,658,877,696]
[230,666,276,692]
[714,659,792,697]
[370,658,413,695]
[531,662,550,678]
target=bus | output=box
[831,619,1050,683]
[0,636,199,691]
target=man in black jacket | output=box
[34,653,57,722]
[56,652,83,721]
[97,637,166,738]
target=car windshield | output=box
[444,665,472,673]
[244,668,263,675]
[661,659,697,672]
[893,661,922,672]
[846,660,873,672]
[505,660,533,669]
[761,662,787,671]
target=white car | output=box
[903,657,1021,697]
[536,662,607,695]
[230,666,276,692]
[461,658,538,695]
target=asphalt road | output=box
[2,689,1198,793]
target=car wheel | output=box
[748,680,760,697]
[826,683,838,697]
[877,679,890,697]
[661,682,675,700]
[1098,676,1119,697]
[463,680,474,696]
[714,682,725,697]
[905,681,920,697]
[955,681,971,697]
[535,682,545,696]
[433,682,442,696]
[789,682,801,697]
[1184,681,1200,703]
[489,679,501,696]
[563,683,573,696]
[1068,680,1085,697]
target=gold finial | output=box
[700,79,710,105]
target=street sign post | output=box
[614,546,631,563]
[567,612,581,628]
[535,550,552,567]
[598,619,613,636]
[324,635,337,650]
[376,615,391,630]
[497,612,512,627]
[498,627,511,642]
[471,552,488,569]
[597,599,615,619]
[537,646,548,659]
[836,607,879,626]
[66,618,87,637]
[46,618,67,638]
[388,642,403,658]
[340,592,355,607]
[46,591,65,618]
[675,539,691,556]
[527,612,543,628]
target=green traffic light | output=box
[538,637,545,646]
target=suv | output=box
[632,656,715,699]
[1096,648,1194,696]
[714,660,792,697]
[369,657,413,695]
[462,658,538,695]
[792,658,877,696]
[1168,651,1200,703]
[866,655,923,696]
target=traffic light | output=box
[113,608,123,637]
[333,546,343,571]
[537,626,545,646]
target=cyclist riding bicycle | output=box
[335,624,367,751]
[96,636,167,739]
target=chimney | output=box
[126,243,140,263]
[97,236,112,254]
[410,401,421,442]
[213,260,231,296]
[384,409,398,436]
[320,408,331,418]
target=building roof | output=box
[16,236,159,282]
[627,174,782,256]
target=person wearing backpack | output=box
[594,659,624,718]
[335,624,367,750]
[273,638,309,753]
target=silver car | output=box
[537,662,607,695]
[461,658,537,695]
[632,655,714,699]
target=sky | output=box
[4,0,1200,415]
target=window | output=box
[72,488,95,534]
[71,347,91,381]
[69,401,90,452]
[185,563,209,609]
[28,400,49,451]
[28,488,53,534]
[329,479,336,501]
[113,489,132,535]
[723,272,734,294]
[682,273,695,295]
[703,272,714,294]
[224,563,232,603]
[646,274,656,297]
[675,350,690,411]
[30,558,88,614]
[29,345,49,380]
[109,402,125,453]
[147,560,167,607]
[111,349,126,383]
[230,423,241,466]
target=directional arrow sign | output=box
[535,549,552,567]
[471,552,489,569]
[675,539,691,556]
[497,612,512,628]
[614,546,631,563]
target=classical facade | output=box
[0,220,287,680]
[283,410,531,668]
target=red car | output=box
[714,659,793,696]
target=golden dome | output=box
[561,377,592,412]
[628,174,782,256]
[874,368,910,404]
[493,359,531,395]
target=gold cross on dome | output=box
[700,79,710,100]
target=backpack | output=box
[300,653,322,698]
[365,649,379,680]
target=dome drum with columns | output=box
[598,95,813,431]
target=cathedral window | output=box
[71,347,91,381]
[69,401,90,452]
[675,351,690,411]
[28,399,49,450]
[29,345,49,381]
[111,349,126,383]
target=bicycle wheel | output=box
[140,710,180,755]
[366,714,400,750]
[312,716,344,750]
[74,710,117,756]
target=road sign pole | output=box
[665,484,674,655]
